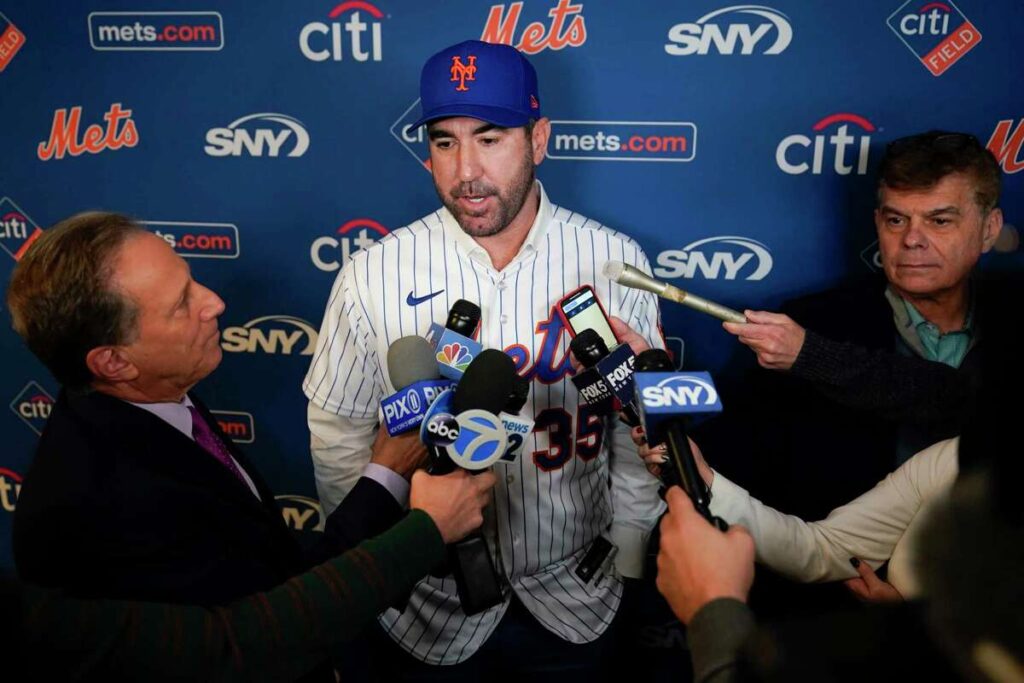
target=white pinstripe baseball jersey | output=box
[303,182,666,664]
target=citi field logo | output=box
[665,4,792,56]
[210,410,255,443]
[860,239,882,272]
[37,103,139,161]
[391,99,431,171]
[654,236,773,281]
[988,119,1024,174]
[144,221,240,259]
[204,113,310,158]
[310,218,389,272]
[0,197,43,262]
[220,316,318,355]
[641,375,719,409]
[275,495,326,532]
[10,381,55,435]
[0,467,21,513]
[887,1,981,76]
[548,121,697,162]
[0,11,26,72]
[776,113,875,176]
[300,1,385,63]
[481,0,587,54]
[437,343,474,373]
[88,11,224,51]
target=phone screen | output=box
[561,287,618,350]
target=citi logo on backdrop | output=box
[37,103,139,161]
[776,113,875,176]
[9,381,55,435]
[481,0,587,54]
[0,467,21,513]
[0,197,43,262]
[300,1,385,62]
[310,218,390,272]
[204,113,310,158]
[886,1,981,76]
[654,236,773,281]
[665,4,792,56]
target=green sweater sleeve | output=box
[23,510,445,682]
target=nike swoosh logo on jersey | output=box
[406,289,445,306]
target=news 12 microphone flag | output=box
[0,0,1021,583]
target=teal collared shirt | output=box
[885,286,975,369]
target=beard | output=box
[436,151,536,238]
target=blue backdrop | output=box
[1,0,1021,618]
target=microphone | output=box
[430,300,484,380]
[633,356,728,530]
[499,376,534,463]
[569,330,616,415]
[381,337,456,436]
[568,328,641,426]
[603,260,746,324]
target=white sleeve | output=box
[307,403,377,516]
[607,246,667,579]
[707,437,960,582]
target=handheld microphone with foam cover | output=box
[433,300,484,380]
[603,260,746,324]
[570,330,616,415]
[381,336,456,436]
[499,375,534,463]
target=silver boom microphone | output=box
[602,261,747,324]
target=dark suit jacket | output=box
[13,388,403,606]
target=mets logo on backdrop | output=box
[0,198,43,263]
[38,103,139,161]
[0,11,26,72]
[300,1,386,62]
[10,381,55,436]
[886,1,981,76]
[0,467,21,513]
[210,410,255,443]
[310,218,389,272]
[988,119,1024,175]
[481,0,587,54]
[144,221,240,259]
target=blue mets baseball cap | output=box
[410,40,541,130]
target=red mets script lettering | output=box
[481,0,586,55]
[987,119,1024,174]
[37,103,139,161]
[450,55,477,91]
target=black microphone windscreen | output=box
[387,336,440,389]
[570,328,609,368]
[635,348,673,372]
[446,299,481,336]
[453,349,517,415]
[506,376,530,414]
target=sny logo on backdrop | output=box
[0,197,43,262]
[548,122,697,162]
[310,218,389,272]
[481,0,586,54]
[88,11,224,51]
[665,5,792,56]
[988,119,1024,175]
[276,495,326,532]
[776,113,875,175]
[210,410,255,443]
[220,315,318,355]
[205,113,309,158]
[886,1,981,76]
[0,11,26,72]
[144,221,240,259]
[37,103,139,161]
[0,467,21,513]
[300,1,385,62]
[9,381,55,436]
[655,236,773,281]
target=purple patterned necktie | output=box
[188,405,247,485]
